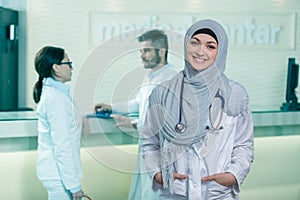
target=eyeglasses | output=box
[58,61,73,68]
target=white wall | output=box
[25,0,300,113]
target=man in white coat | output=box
[94,29,177,200]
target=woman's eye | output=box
[190,40,198,46]
[208,45,217,49]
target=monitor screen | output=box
[286,59,298,103]
[281,57,300,111]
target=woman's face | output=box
[54,53,73,83]
[186,33,218,71]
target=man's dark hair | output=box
[137,29,169,62]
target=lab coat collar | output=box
[147,64,172,79]
[44,77,70,96]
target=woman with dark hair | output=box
[33,46,85,200]
[142,19,254,199]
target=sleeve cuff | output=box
[226,170,240,195]
[151,170,162,191]
[70,185,82,193]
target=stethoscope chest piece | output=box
[175,122,186,133]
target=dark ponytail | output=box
[33,77,44,103]
[33,46,65,103]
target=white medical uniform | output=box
[36,77,83,194]
[113,64,177,200]
[142,80,254,200]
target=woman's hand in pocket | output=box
[154,172,187,185]
[202,172,237,187]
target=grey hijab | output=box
[143,19,249,191]
[146,19,230,145]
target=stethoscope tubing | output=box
[174,74,186,133]
[178,74,185,124]
[175,73,225,133]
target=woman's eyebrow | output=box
[207,41,217,44]
[191,37,217,44]
[191,37,200,42]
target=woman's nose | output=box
[196,45,205,55]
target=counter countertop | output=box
[0,110,300,138]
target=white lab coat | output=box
[142,107,254,199]
[113,64,177,131]
[112,64,177,200]
[36,78,83,192]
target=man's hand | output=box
[72,189,83,200]
[94,102,112,113]
[82,117,90,138]
[202,172,237,187]
[111,114,135,129]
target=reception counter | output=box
[0,111,140,151]
[0,110,300,199]
[0,110,300,152]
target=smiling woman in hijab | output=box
[141,19,254,199]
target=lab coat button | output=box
[193,183,201,189]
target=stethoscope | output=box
[174,74,225,133]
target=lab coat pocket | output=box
[173,178,186,196]
[207,180,232,199]
[216,121,235,152]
